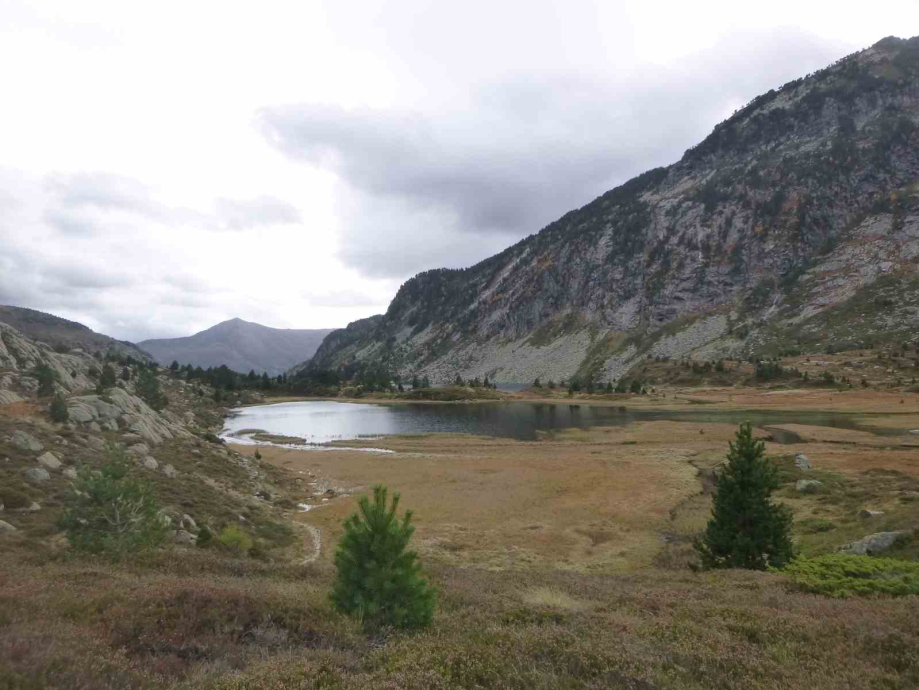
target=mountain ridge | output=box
[141,318,335,376]
[304,35,919,383]
[0,305,153,362]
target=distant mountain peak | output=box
[140,319,336,376]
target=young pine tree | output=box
[331,485,436,630]
[49,393,69,423]
[97,364,117,392]
[694,422,794,570]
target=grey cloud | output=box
[305,289,384,308]
[258,27,845,278]
[214,196,303,231]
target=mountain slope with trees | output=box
[0,305,153,362]
[306,36,919,385]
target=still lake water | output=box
[221,400,905,446]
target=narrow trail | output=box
[298,523,322,564]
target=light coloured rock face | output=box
[67,389,188,444]
[839,531,907,555]
[12,431,44,452]
[794,454,811,471]
[37,451,62,470]
[163,464,177,478]
[0,390,23,405]
[181,514,198,532]
[859,509,885,518]
[0,520,17,533]
[143,457,158,470]
[24,467,50,483]
[62,467,78,479]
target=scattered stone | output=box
[859,509,885,518]
[24,467,50,483]
[127,443,150,457]
[174,529,197,545]
[794,453,810,470]
[86,436,106,451]
[796,479,823,493]
[163,463,177,478]
[37,451,62,470]
[12,430,43,452]
[0,520,17,533]
[62,467,78,479]
[838,531,908,555]
[143,457,159,471]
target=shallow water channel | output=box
[221,400,906,447]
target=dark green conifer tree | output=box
[97,364,117,392]
[694,422,794,570]
[331,485,436,630]
[49,393,69,423]
[34,361,56,397]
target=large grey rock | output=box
[12,430,43,452]
[86,436,106,451]
[838,531,908,555]
[0,520,17,533]
[163,463,177,478]
[142,457,159,471]
[859,509,885,518]
[794,453,811,471]
[24,467,50,483]
[37,451,62,470]
[796,479,822,493]
[62,467,78,479]
[174,529,197,545]
[181,514,198,532]
[126,443,150,457]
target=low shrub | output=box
[196,525,213,548]
[58,455,168,556]
[0,488,32,510]
[783,554,919,597]
[218,524,253,554]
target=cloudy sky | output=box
[1,1,916,341]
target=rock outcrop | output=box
[839,531,908,555]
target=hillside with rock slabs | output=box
[305,36,919,384]
[140,318,335,376]
[0,305,152,362]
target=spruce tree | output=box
[49,393,69,423]
[331,485,436,630]
[97,364,117,392]
[694,423,794,570]
[35,362,56,397]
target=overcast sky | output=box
[1,1,916,341]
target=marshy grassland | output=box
[2,388,919,688]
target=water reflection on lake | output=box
[221,400,903,446]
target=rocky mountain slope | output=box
[0,316,294,551]
[140,318,334,376]
[307,36,919,384]
[0,305,152,362]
